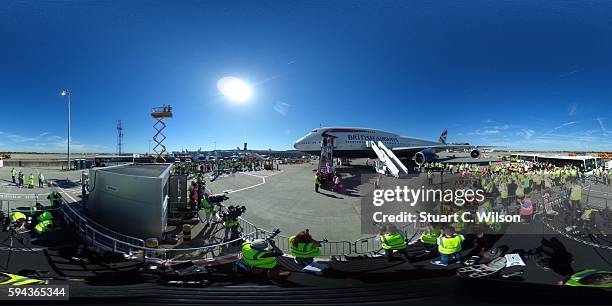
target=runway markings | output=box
[226,171,284,194]
[54,183,78,203]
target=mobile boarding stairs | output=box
[366,141,409,178]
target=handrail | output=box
[61,200,145,246]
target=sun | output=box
[217,77,253,102]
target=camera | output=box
[220,205,247,221]
[208,193,229,204]
[265,228,281,242]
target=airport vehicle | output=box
[294,127,483,165]
[511,154,604,172]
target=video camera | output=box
[207,193,229,205]
[220,205,246,221]
[265,228,281,242]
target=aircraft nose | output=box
[294,135,307,150]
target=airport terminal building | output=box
[86,163,173,239]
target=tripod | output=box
[1,223,30,270]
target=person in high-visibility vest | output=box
[419,225,440,246]
[289,229,322,265]
[37,211,53,223]
[27,174,35,188]
[379,224,408,260]
[47,191,63,207]
[18,171,24,187]
[10,168,17,184]
[239,239,289,279]
[499,181,509,206]
[9,211,28,231]
[313,173,321,193]
[570,181,582,209]
[198,194,216,225]
[34,219,53,235]
[38,172,45,188]
[431,226,464,266]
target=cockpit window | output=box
[312,129,317,133]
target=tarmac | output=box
[0,166,83,212]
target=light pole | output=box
[60,89,72,171]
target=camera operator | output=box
[8,211,28,232]
[198,193,217,226]
[240,235,290,279]
[222,205,245,241]
[289,229,324,266]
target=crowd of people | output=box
[7,191,63,237]
[9,168,45,188]
[173,160,274,177]
[313,171,344,194]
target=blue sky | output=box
[1,1,612,153]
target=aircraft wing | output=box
[390,144,495,156]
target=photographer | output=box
[198,193,216,225]
[378,224,408,261]
[221,205,245,241]
[9,211,28,232]
[289,229,323,266]
[240,235,290,280]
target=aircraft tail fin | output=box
[439,129,448,144]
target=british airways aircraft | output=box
[293,127,481,165]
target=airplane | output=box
[293,127,482,165]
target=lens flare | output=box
[217,77,252,102]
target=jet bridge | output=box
[366,141,409,178]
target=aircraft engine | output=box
[470,149,481,159]
[414,150,438,166]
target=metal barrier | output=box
[238,218,353,256]
[60,201,146,254]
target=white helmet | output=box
[250,239,269,250]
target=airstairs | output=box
[367,141,408,178]
[318,136,335,176]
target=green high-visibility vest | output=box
[224,219,238,228]
[27,175,34,185]
[34,220,53,233]
[380,232,406,250]
[420,231,438,245]
[37,211,53,223]
[570,185,582,201]
[437,234,464,255]
[500,184,508,199]
[288,236,321,258]
[515,185,524,198]
[241,242,277,269]
[200,198,214,212]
